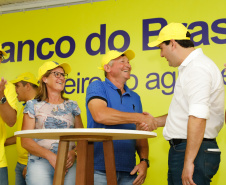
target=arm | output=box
[0,103,17,127]
[181,116,206,185]
[88,98,157,130]
[137,113,167,131]
[74,115,84,128]
[21,114,57,168]
[0,78,17,126]
[130,139,149,185]
[155,114,168,127]
[65,114,84,169]
[5,136,16,146]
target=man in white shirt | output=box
[148,23,224,185]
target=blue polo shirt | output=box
[86,78,143,172]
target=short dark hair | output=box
[20,81,38,89]
[163,31,194,48]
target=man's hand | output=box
[136,122,149,131]
[182,116,206,185]
[0,77,7,98]
[130,162,147,185]
[140,112,157,131]
[22,166,27,179]
[181,162,196,185]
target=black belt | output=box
[169,138,216,147]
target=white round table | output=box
[15,128,157,185]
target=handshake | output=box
[136,112,164,131]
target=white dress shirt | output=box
[163,48,224,140]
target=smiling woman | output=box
[21,61,84,185]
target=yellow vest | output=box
[0,82,17,167]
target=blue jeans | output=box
[0,167,8,185]
[15,162,26,185]
[94,170,137,185]
[168,140,220,185]
[26,154,76,185]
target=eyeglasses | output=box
[0,54,4,61]
[50,71,68,79]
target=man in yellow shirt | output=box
[5,72,38,185]
[0,43,18,185]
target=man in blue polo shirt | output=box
[86,50,157,185]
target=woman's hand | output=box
[46,151,57,169]
[66,149,77,169]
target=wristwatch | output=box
[0,96,7,104]
[140,158,149,168]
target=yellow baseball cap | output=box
[0,43,7,57]
[38,61,71,80]
[11,72,39,86]
[98,50,135,70]
[148,23,190,47]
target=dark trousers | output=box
[168,140,220,185]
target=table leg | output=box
[103,140,117,185]
[53,140,69,185]
[86,142,94,185]
[76,140,88,185]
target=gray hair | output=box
[104,59,115,77]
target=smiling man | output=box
[148,23,224,185]
[86,50,157,185]
[0,43,17,185]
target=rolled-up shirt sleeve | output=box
[183,66,211,119]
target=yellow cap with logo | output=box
[11,72,39,86]
[38,61,71,80]
[98,50,135,70]
[148,23,190,47]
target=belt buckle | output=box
[169,139,183,146]
[169,139,174,146]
